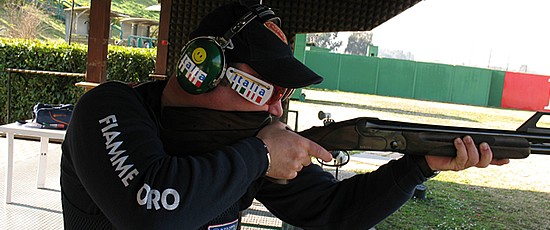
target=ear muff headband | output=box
[245,4,281,26]
[221,11,258,48]
[176,5,278,95]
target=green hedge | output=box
[0,38,156,124]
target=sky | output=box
[338,0,550,76]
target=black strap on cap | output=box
[247,4,281,26]
[220,11,258,48]
[219,1,281,49]
[240,0,281,26]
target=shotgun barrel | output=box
[299,112,550,159]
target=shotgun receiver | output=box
[299,111,550,159]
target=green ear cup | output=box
[176,37,226,94]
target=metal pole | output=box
[69,0,76,45]
[7,71,11,123]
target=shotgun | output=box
[299,111,550,160]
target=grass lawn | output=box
[376,173,550,229]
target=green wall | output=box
[488,70,505,107]
[299,48,504,107]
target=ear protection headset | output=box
[175,4,281,94]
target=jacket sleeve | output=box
[62,82,269,229]
[255,155,428,229]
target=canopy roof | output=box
[85,0,422,82]
[119,18,159,26]
[164,0,422,76]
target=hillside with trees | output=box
[0,0,159,41]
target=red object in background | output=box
[501,72,550,111]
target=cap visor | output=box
[248,57,323,88]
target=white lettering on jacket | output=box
[99,115,139,187]
[137,183,180,210]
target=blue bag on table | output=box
[32,103,74,129]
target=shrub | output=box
[0,38,156,124]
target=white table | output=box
[0,122,66,203]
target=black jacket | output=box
[61,81,429,229]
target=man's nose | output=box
[268,100,283,117]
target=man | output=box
[61,3,509,229]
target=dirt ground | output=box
[289,89,550,193]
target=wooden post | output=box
[86,0,112,83]
[155,0,171,76]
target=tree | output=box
[306,32,342,52]
[344,31,373,55]
[1,1,48,40]
[379,48,415,60]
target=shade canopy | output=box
[165,0,422,76]
[85,0,421,82]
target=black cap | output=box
[190,3,323,88]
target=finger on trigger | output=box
[310,143,332,162]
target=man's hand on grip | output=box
[257,121,332,180]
